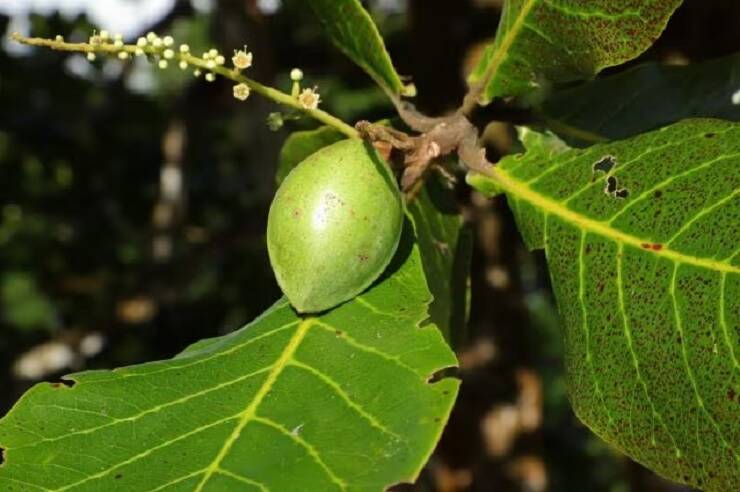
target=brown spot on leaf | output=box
[357,254,369,262]
[728,387,737,402]
[641,243,651,249]
[650,244,663,251]
[115,474,123,480]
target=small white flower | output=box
[206,60,216,70]
[114,33,123,42]
[146,32,157,42]
[194,68,202,77]
[179,44,190,54]
[163,49,174,60]
[298,87,321,110]
[54,35,64,42]
[86,52,96,61]
[158,59,168,69]
[137,37,147,48]
[100,30,110,41]
[215,55,225,66]
[163,36,174,47]
[152,38,163,48]
[113,39,124,48]
[179,60,188,70]
[208,48,219,59]
[205,72,216,82]
[89,32,102,45]
[290,68,304,82]
[135,48,145,56]
[118,51,129,60]
[233,83,250,101]
[232,48,253,70]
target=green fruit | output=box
[267,138,404,313]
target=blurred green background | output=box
[1,1,737,490]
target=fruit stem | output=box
[11,33,359,139]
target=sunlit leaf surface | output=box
[469,119,740,491]
[0,222,459,492]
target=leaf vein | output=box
[670,264,740,462]
[288,359,402,440]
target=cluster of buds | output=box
[79,30,325,111]
[86,30,128,61]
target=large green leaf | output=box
[408,176,472,347]
[0,221,459,491]
[468,0,682,105]
[468,119,740,491]
[304,0,413,97]
[541,53,740,145]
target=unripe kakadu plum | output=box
[267,139,404,313]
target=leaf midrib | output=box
[195,318,347,491]
[474,0,538,90]
[491,168,740,274]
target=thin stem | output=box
[11,33,359,139]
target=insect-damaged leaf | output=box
[0,220,458,491]
[468,119,740,491]
[468,0,682,105]
[408,175,473,347]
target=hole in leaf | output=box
[614,188,629,199]
[427,366,457,383]
[704,132,717,138]
[604,176,618,195]
[592,155,616,175]
[49,378,76,389]
[115,473,123,480]
[0,447,5,465]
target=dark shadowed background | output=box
[1,0,737,490]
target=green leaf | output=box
[540,53,740,145]
[408,175,472,347]
[0,221,459,491]
[468,119,740,491]
[276,126,344,186]
[304,0,413,97]
[468,0,682,105]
